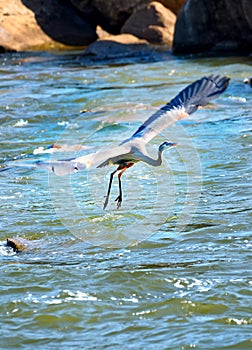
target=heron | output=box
[35,74,229,209]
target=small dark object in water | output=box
[7,237,33,253]
[244,77,252,87]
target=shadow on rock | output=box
[21,0,97,46]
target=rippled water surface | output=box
[0,52,251,349]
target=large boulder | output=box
[82,33,153,61]
[69,0,93,13]
[84,0,185,34]
[158,0,186,14]
[69,0,99,26]
[121,1,176,46]
[0,0,97,51]
[173,0,252,55]
[92,0,148,33]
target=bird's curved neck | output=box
[143,149,163,167]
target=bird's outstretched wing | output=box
[127,75,229,144]
[2,140,131,176]
[31,144,131,176]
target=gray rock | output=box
[121,1,176,46]
[82,33,154,60]
[173,0,252,55]
[93,0,149,33]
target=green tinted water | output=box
[0,52,251,349]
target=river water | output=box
[0,52,251,349]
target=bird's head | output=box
[158,141,177,153]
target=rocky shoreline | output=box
[0,0,251,58]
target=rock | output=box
[96,25,111,39]
[92,0,149,33]
[6,237,39,253]
[70,1,186,34]
[69,0,99,26]
[121,1,176,46]
[158,0,187,14]
[69,0,94,13]
[82,33,154,60]
[0,0,97,52]
[173,0,252,55]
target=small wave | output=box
[0,241,16,256]
[228,96,247,103]
[13,119,28,127]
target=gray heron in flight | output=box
[35,75,229,209]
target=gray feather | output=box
[130,74,229,143]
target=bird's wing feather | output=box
[126,75,229,144]
[74,144,131,169]
[30,144,131,176]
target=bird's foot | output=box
[103,196,109,210]
[115,195,122,209]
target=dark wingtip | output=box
[207,75,230,98]
[222,77,230,91]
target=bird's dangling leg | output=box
[115,168,125,209]
[115,163,134,209]
[103,168,118,210]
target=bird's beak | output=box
[170,142,178,147]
